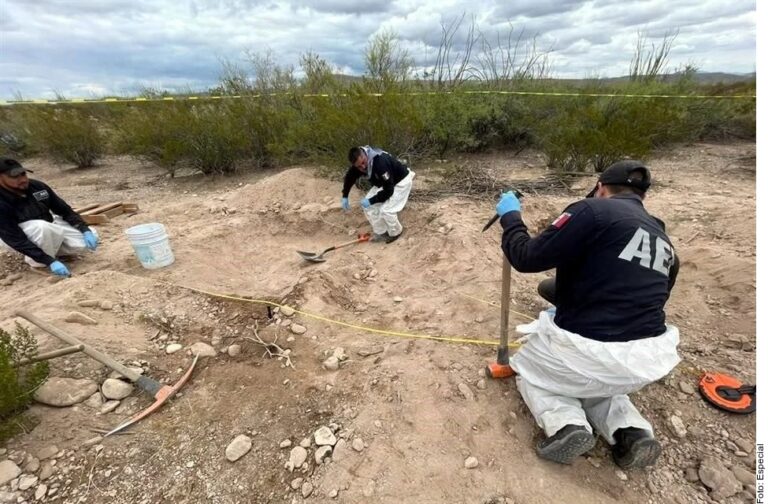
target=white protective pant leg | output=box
[0,217,97,267]
[581,396,653,445]
[363,170,415,236]
[516,375,593,437]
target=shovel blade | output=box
[297,250,326,263]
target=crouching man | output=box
[0,158,99,277]
[496,160,680,468]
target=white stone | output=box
[301,481,313,498]
[464,456,479,469]
[352,438,365,452]
[299,438,311,448]
[18,474,38,491]
[393,296,403,303]
[37,446,58,461]
[166,343,183,354]
[288,446,308,471]
[668,415,687,438]
[458,383,475,401]
[290,323,306,335]
[314,426,337,446]
[33,378,98,407]
[225,435,252,462]
[35,484,47,500]
[101,378,133,400]
[64,311,98,325]
[281,306,296,317]
[227,344,242,357]
[189,342,217,358]
[279,439,292,449]
[0,460,21,486]
[323,356,340,371]
[100,400,120,414]
[315,446,333,464]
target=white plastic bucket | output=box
[124,223,175,269]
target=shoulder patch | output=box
[551,212,572,229]
[382,171,390,181]
[32,190,49,201]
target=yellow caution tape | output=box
[158,280,525,349]
[0,89,756,106]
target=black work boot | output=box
[369,233,388,243]
[612,427,661,469]
[535,425,595,464]
[385,226,405,244]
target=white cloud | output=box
[0,0,755,99]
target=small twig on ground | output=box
[85,451,103,498]
[245,328,295,369]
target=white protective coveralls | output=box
[0,216,97,267]
[511,310,680,444]
[362,170,415,237]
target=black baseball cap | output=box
[586,160,650,198]
[0,158,33,177]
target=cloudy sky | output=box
[0,0,757,100]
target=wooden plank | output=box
[74,203,100,214]
[82,214,110,225]
[102,206,125,218]
[122,203,139,212]
[82,202,123,216]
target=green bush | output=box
[1,324,49,426]
[25,108,105,168]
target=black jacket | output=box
[342,153,409,205]
[501,193,679,342]
[0,179,88,265]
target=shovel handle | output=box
[498,258,512,357]
[326,233,371,252]
[15,310,143,382]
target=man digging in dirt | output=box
[496,160,681,468]
[341,145,415,243]
[0,157,99,277]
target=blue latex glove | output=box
[49,261,71,277]
[83,230,99,251]
[341,197,350,211]
[360,199,371,210]
[496,191,522,217]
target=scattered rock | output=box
[679,381,696,395]
[301,481,313,498]
[64,311,98,325]
[279,439,292,449]
[18,474,38,491]
[115,396,139,415]
[290,323,307,334]
[166,343,183,354]
[731,466,754,486]
[35,484,47,500]
[699,456,742,501]
[352,438,365,452]
[587,457,601,468]
[300,438,311,449]
[476,379,487,390]
[76,299,100,307]
[281,306,296,317]
[288,446,308,471]
[101,378,133,400]
[0,491,15,504]
[323,356,340,371]
[314,426,337,446]
[38,461,54,481]
[0,460,21,486]
[189,342,217,358]
[464,456,479,469]
[684,467,700,482]
[393,296,403,303]
[100,400,120,414]
[357,347,384,357]
[688,425,705,438]
[332,439,350,462]
[668,415,687,438]
[315,446,333,464]
[328,488,338,498]
[458,383,475,401]
[225,435,253,462]
[227,344,241,357]
[108,367,143,379]
[615,470,628,481]
[99,300,114,311]
[33,377,98,407]
[290,477,303,490]
[734,437,753,454]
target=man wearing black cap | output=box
[0,158,99,277]
[494,160,680,469]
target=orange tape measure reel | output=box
[698,372,755,414]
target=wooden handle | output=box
[15,310,143,382]
[499,259,512,348]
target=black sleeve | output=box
[668,249,680,294]
[367,157,395,205]
[500,202,597,273]
[342,167,362,198]
[0,203,56,266]
[43,183,89,232]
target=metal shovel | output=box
[297,233,371,263]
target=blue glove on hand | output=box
[83,230,99,251]
[496,191,521,217]
[341,197,350,211]
[49,261,71,277]
[360,199,371,210]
